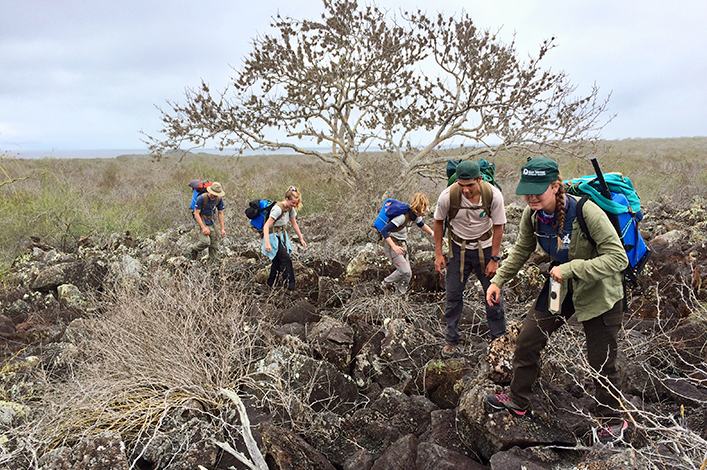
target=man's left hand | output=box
[485,259,499,278]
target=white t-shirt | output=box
[389,213,423,241]
[269,204,297,227]
[433,184,506,249]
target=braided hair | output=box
[553,178,567,249]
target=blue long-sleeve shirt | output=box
[381,211,425,240]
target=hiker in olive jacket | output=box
[483,158,629,444]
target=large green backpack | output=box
[445,158,501,222]
[447,158,502,191]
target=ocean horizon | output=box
[3,148,308,159]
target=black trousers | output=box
[510,285,623,421]
[444,244,506,343]
[267,236,295,290]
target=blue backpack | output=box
[245,199,287,231]
[565,171,651,284]
[373,199,410,232]
[189,179,212,211]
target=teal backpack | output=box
[564,158,651,284]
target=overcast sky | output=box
[1,0,706,154]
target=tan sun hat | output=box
[207,182,225,197]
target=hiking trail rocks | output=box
[0,198,705,469]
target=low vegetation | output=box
[0,137,706,467]
[2,137,706,272]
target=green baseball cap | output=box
[455,160,480,180]
[515,158,559,195]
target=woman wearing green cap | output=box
[482,158,629,445]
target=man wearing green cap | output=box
[434,160,507,356]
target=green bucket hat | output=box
[515,158,559,195]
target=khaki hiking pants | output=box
[192,224,220,266]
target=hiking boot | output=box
[441,344,459,358]
[596,420,628,445]
[483,393,529,418]
[190,249,199,260]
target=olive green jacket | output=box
[491,196,628,322]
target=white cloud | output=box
[1,0,706,150]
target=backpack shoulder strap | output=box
[525,208,538,234]
[195,193,205,210]
[576,195,596,246]
[448,182,461,220]
[273,202,287,222]
[204,195,220,208]
[479,180,493,220]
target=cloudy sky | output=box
[1,0,706,154]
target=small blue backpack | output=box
[373,199,410,232]
[245,199,281,231]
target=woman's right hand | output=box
[486,284,501,306]
[264,242,271,252]
[392,244,405,256]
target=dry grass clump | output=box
[539,303,707,469]
[337,294,440,330]
[37,269,267,453]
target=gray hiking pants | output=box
[444,242,506,344]
[382,241,411,295]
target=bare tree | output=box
[393,11,611,180]
[146,0,610,185]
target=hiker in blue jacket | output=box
[380,193,435,295]
[262,186,307,290]
[190,181,226,267]
[483,158,629,445]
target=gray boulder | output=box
[380,318,438,383]
[255,347,358,414]
[134,417,218,470]
[38,431,129,470]
[457,381,576,461]
[261,423,336,470]
[415,441,488,470]
[57,283,86,310]
[309,316,354,373]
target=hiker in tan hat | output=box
[190,181,226,266]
